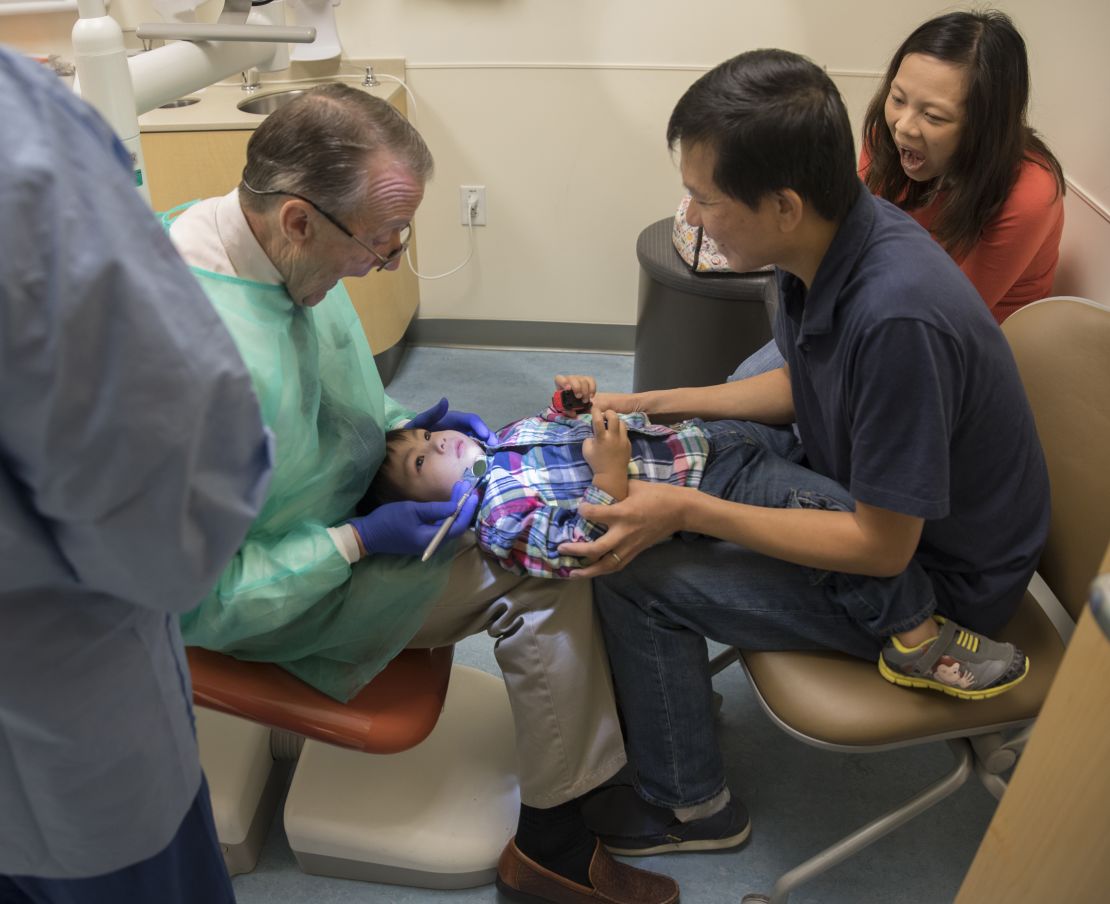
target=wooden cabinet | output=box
[955,541,1110,903]
[140,112,419,360]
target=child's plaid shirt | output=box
[474,407,709,578]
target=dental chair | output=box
[709,296,1110,904]
[187,644,519,888]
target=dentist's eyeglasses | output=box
[240,181,411,271]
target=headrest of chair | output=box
[1003,297,1110,620]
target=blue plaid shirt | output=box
[475,408,709,578]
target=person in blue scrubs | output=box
[0,47,273,903]
[561,50,1048,853]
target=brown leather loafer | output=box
[496,837,680,904]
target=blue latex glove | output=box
[407,397,492,443]
[350,479,481,557]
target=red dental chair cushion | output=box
[185,645,454,754]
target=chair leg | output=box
[709,646,740,675]
[973,760,1009,801]
[970,725,1032,801]
[741,738,975,904]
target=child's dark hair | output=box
[356,428,411,515]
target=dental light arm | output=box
[72,0,315,204]
[134,22,312,44]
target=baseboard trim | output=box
[406,318,635,354]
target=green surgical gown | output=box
[180,268,453,701]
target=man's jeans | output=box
[594,419,936,809]
[727,338,785,382]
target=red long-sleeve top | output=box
[860,149,1064,324]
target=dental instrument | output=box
[421,459,489,562]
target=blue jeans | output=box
[594,419,936,809]
[726,341,800,440]
[727,338,785,382]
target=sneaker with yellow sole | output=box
[878,615,1029,701]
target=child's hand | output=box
[582,405,631,500]
[554,374,597,408]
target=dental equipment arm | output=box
[71,0,315,204]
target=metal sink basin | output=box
[237,88,312,116]
[159,96,201,109]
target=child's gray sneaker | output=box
[878,615,1029,701]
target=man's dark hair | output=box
[862,9,1064,259]
[667,49,859,222]
[241,83,434,222]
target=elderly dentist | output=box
[168,83,679,904]
[0,48,272,904]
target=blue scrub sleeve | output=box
[0,56,272,614]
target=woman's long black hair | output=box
[862,10,1064,259]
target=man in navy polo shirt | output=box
[559,48,1049,854]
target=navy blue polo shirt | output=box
[774,185,1049,632]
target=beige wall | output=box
[4,0,1108,325]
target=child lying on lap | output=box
[362,376,718,578]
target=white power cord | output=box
[371,72,419,122]
[407,201,476,280]
[382,73,475,279]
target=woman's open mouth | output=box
[899,145,926,174]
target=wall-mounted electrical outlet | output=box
[459,185,487,226]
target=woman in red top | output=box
[861,9,1065,323]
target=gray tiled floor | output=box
[232,345,996,904]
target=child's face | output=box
[388,429,485,502]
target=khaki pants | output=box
[407,537,625,807]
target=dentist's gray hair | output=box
[240,82,433,221]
